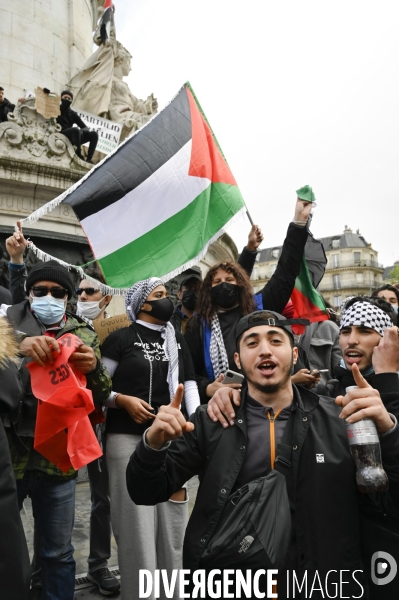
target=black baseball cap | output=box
[179,274,202,289]
[235,310,310,345]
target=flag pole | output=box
[245,206,254,226]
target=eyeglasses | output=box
[32,286,68,299]
[75,287,101,296]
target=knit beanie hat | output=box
[26,261,74,299]
[61,90,73,100]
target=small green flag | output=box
[296,185,316,202]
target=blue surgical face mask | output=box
[30,295,66,325]
[392,305,398,314]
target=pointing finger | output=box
[351,363,371,388]
[170,383,184,409]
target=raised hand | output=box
[206,373,242,398]
[293,198,313,226]
[145,384,195,450]
[372,326,399,374]
[335,364,394,434]
[6,220,27,264]
[246,224,264,252]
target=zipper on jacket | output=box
[267,409,282,469]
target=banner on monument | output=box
[75,109,122,155]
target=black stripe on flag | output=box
[64,86,192,222]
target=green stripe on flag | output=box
[295,256,327,312]
[98,182,245,287]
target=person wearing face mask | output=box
[74,271,121,596]
[0,260,111,600]
[184,196,314,403]
[100,277,200,600]
[170,273,202,333]
[56,90,99,164]
[372,284,399,314]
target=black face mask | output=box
[181,290,197,311]
[61,98,72,110]
[211,282,239,309]
[141,297,174,322]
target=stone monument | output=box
[0,0,238,314]
[67,7,158,142]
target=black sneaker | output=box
[87,568,120,596]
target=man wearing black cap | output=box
[126,310,399,598]
[57,90,99,163]
[0,260,111,600]
[170,273,203,334]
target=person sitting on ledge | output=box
[56,90,98,164]
[0,86,15,123]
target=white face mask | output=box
[77,300,105,320]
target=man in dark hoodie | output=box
[0,86,15,122]
[56,90,98,163]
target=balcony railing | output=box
[326,259,383,269]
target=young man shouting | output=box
[126,310,399,599]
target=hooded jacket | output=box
[126,385,399,598]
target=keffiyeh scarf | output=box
[340,301,393,337]
[125,278,179,399]
[209,315,229,378]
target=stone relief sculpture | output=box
[0,99,90,171]
[67,7,157,142]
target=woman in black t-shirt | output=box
[101,277,199,600]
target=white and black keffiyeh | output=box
[125,278,179,399]
[340,301,393,336]
[210,315,229,378]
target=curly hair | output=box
[195,262,256,324]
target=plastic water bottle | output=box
[345,386,389,493]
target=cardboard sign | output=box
[93,313,130,344]
[35,87,61,119]
[28,333,102,473]
[74,109,122,155]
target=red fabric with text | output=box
[28,333,102,472]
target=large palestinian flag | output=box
[43,83,245,288]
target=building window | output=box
[332,239,340,249]
[333,275,341,289]
[354,252,361,264]
[356,273,363,284]
[270,264,277,276]
[332,254,339,267]
[370,254,375,266]
[271,248,280,259]
[253,267,258,279]
[333,296,342,307]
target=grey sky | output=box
[115,1,399,268]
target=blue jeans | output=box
[17,471,76,600]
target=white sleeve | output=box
[0,304,11,318]
[102,356,118,378]
[184,380,200,416]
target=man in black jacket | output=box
[57,90,98,163]
[0,86,15,122]
[126,310,399,599]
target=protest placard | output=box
[75,109,122,155]
[93,313,130,344]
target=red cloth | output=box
[28,333,102,473]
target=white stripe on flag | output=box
[80,140,211,260]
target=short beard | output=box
[240,356,294,395]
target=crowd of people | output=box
[0,195,398,600]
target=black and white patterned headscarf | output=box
[210,315,229,378]
[125,278,179,399]
[340,301,393,336]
